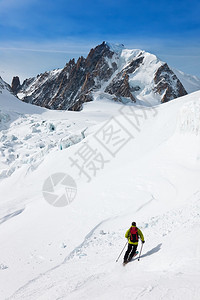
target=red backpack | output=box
[130,227,138,243]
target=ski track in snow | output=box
[7,216,116,299]
[8,190,200,300]
[135,195,157,212]
[0,208,24,225]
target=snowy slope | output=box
[173,68,200,94]
[0,83,200,299]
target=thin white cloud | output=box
[0,40,93,54]
[0,47,87,54]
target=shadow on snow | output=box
[139,243,162,259]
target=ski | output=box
[123,251,139,266]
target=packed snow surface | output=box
[0,83,200,299]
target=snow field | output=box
[8,191,200,300]
[0,84,200,299]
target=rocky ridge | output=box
[0,77,12,94]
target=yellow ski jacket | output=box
[125,226,144,245]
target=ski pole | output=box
[116,241,128,262]
[138,242,143,261]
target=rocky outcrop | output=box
[105,72,136,102]
[125,56,144,74]
[11,76,21,94]
[154,63,187,103]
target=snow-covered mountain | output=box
[1,68,200,299]
[173,68,200,94]
[11,42,200,110]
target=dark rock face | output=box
[105,72,136,102]
[19,42,119,110]
[125,56,144,74]
[154,63,187,103]
[11,76,21,94]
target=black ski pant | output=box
[124,243,137,262]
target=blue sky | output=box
[0,0,200,83]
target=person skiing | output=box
[123,221,145,264]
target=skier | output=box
[123,222,145,264]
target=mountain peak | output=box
[14,42,197,110]
[105,42,125,53]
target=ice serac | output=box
[14,42,190,110]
